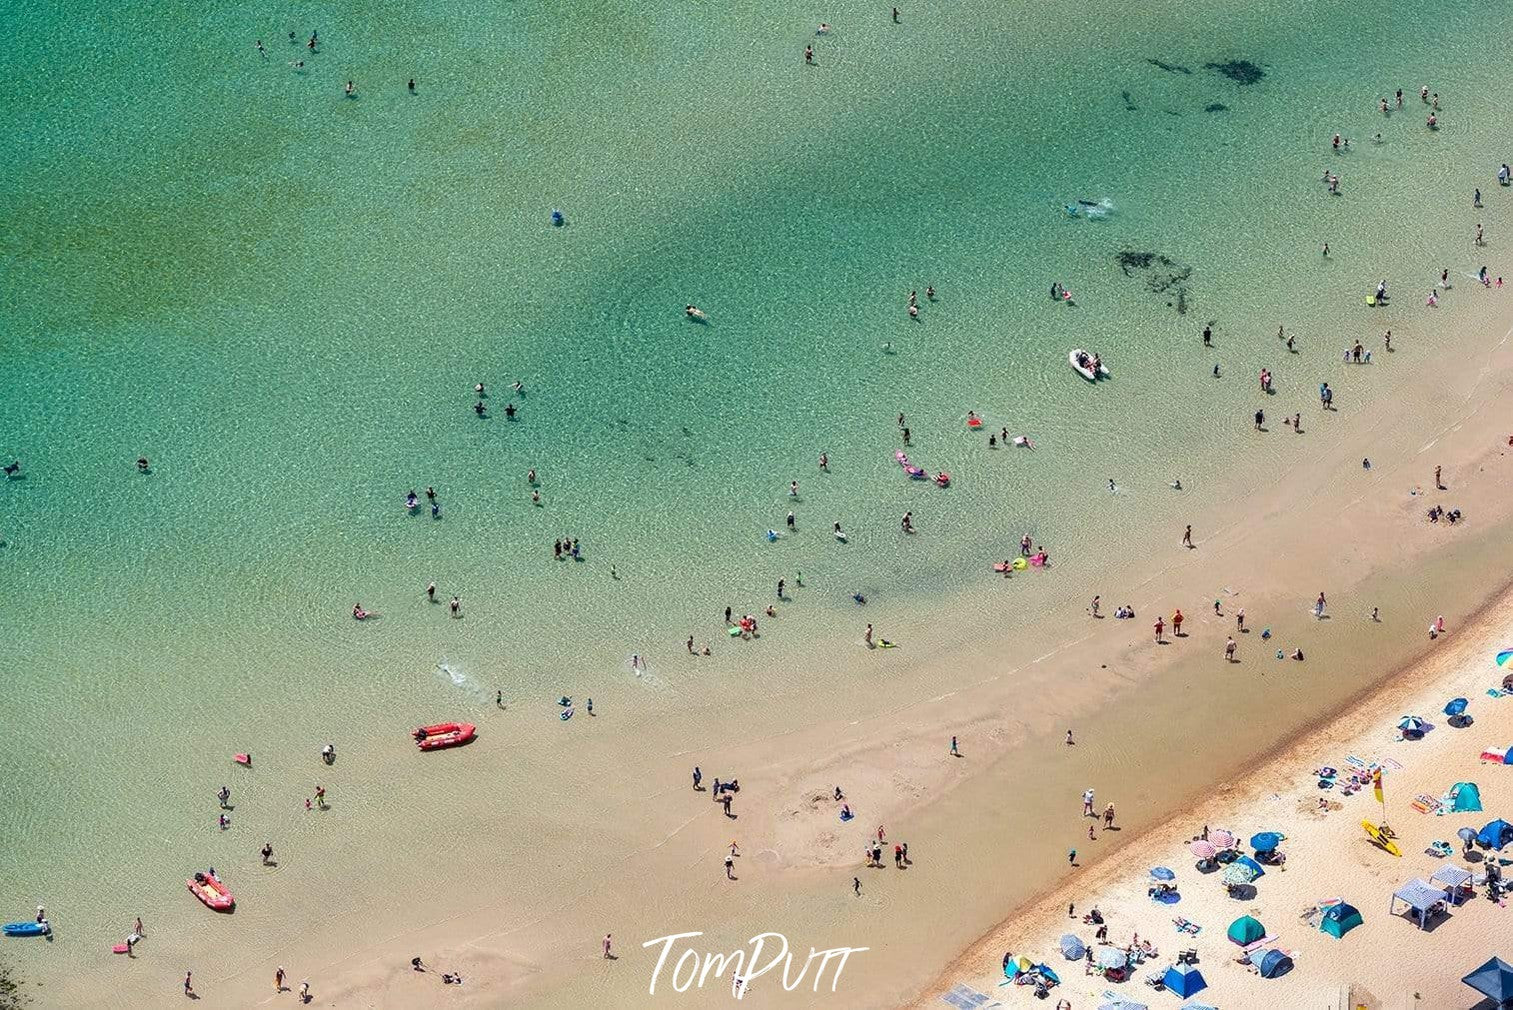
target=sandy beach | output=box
[920,584,1513,1010]
[6,2,1513,1008]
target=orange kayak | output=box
[413,722,476,751]
[187,871,234,911]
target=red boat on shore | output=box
[187,871,234,911]
[413,722,476,751]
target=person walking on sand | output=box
[1082,788,1095,816]
[1435,465,1444,489]
[1104,802,1116,828]
[950,735,959,756]
[693,766,702,790]
[184,972,195,998]
[275,966,285,992]
[300,980,309,1001]
[1314,591,1327,618]
[1225,636,1237,662]
[1172,609,1183,636]
[725,853,735,879]
[261,842,273,865]
[853,876,861,895]
[603,934,613,958]
[1182,524,1193,548]
[1087,822,1096,841]
[864,623,873,648]
[1066,729,1075,746]
[1154,615,1164,643]
[1090,595,1100,617]
[1236,608,1245,632]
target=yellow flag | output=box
[1373,768,1384,804]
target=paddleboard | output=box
[3,922,49,937]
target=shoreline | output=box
[117,311,1513,1010]
[914,560,1513,1009]
[915,579,1513,1010]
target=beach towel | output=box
[1240,935,1277,954]
[1412,794,1443,814]
[1172,917,1202,934]
[1489,689,1504,698]
[1481,747,1507,764]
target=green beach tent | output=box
[1320,902,1363,938]
[1450,782,1483,812]
[1226,915,1265,946]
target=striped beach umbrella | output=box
[1190,839,1217,860]
[1208,829,1235,849]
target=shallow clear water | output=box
[3,0,1511,1001]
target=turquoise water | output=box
[4,0,1512,1002]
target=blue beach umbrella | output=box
[1150,866,1176,881]
[1398,715,1427,733]
[1250,832,1283,852]
[1445,698,1469,717]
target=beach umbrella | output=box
[1095,945,1130,969]
[1208,829,1235,849]
[1150,866,1176,881]
[1496,649,1513,669]
[1059,933,1085,960]
[1463,956,1513,1005]
[1189,840,1217,860]
[1445,698,1469,717]
[1398,715,1427,733]
[1250,832,1283,852]
[1458,826,1479,843]
[1222,862,1257,886]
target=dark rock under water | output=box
[1204,60,1265,85]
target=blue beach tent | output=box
[1233,854,1265,880]
[1256,949,1293,978]
[1479,819,1513,850]
[1161,963,1208,998]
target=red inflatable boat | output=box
[413,722,476,751]
[187,871,234,911]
